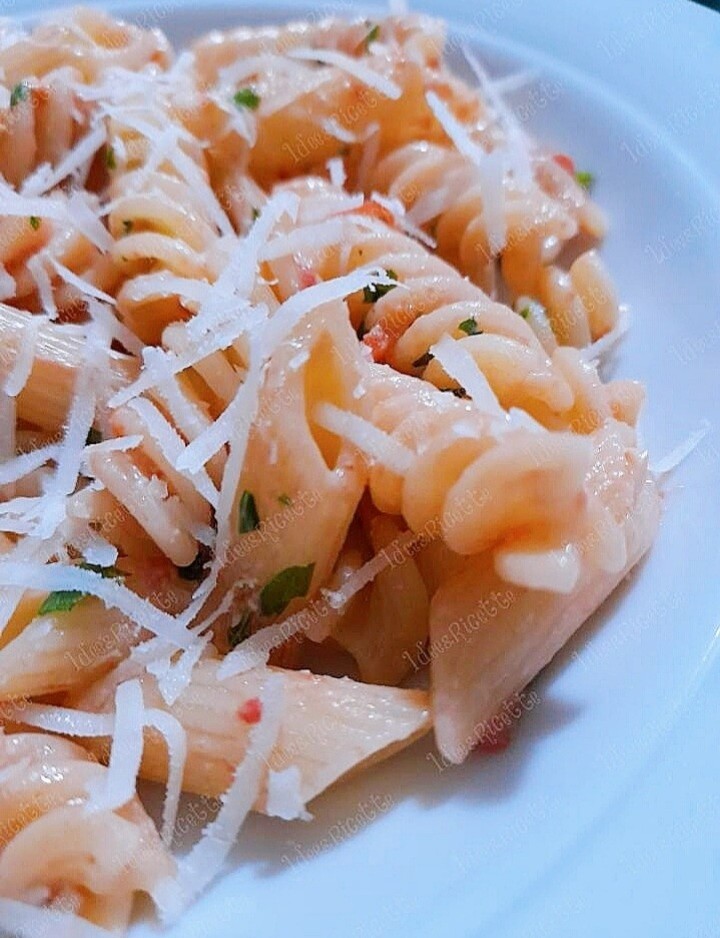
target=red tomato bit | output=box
[237,697,263,725]
[552,153,575,176]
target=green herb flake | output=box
[363,269,398,304]
[29,216,40,231]
[575,170,595,191]
[38,590,85,615]
[10,82,28,108]
[412,350,434,368]
[233,87,261,110]
[228,611,252,648]
[251,207,260,221]
[278,494,292,507]
[238,490,260,534]
[85,427,102,445]
[457,317,481,336]
[519,306,531,320]
[260,562,315,617]
[122,219,133,234]
[364,24,380,50]
[105,145,117,170]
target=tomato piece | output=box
[553,153,575,175]
[362,324,393,363]
[237,697,263,725]
[352,199,395,227]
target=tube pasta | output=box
[429,421,660,762]
[72,657,432,808]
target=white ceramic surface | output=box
[12,2,720,935]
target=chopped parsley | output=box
[10,82,28,108]
[38,590,85,615]
[38,562,122,616]
[29,216,40,231]
[251,207,260,221]
[228,611,252,648]
[260,562,315,617]
[105,145,117,170]
[233,87,261,110]
[457,317,481,336]
[575,170,595,191]
[519,306,531,320]
[85,427,102,445]
[278,494,292,507]
[363,269,398,304]
[238,490,260,534]
[412,350,434,368]
[122,219,133,234]
[364,24,380,50]
[177,545,211,581]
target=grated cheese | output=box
[650,420,710,476]
[3,315,39,398]
[314,402,413,473]
[265,765,311,821]
[289,47,402,99]
[174,671,285,908]
[1,701,114,737]
[430,334,505,417]
[145,707,188,847]
[22,123,108,197]
[84,679,145,814]
[0,561,193,647]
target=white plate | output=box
[18,1,720,935]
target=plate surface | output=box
[14,1,720,935]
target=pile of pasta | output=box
[0,7,660,934]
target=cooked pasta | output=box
[0,7,662,934]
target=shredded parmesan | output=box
[327,156,347,188]
[314,402,413,473]
[265,766,311,821]
[425,91,507,252]
[22,123,107,197]
[0,561,193,647]
[650,420,710,476]
[0,442,59,487]
[580,310,629,364]
[289,47,402,99]
[174,672,284,908]
[145,708,188,846]
[50,259,117,305]
[218,530,421,677]
[3,315,39,398]
[430,334,505,417]
[85,679,145,814]
[1,701,114,737]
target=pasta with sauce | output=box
[0,7,659,934]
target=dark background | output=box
[693,0,720,10]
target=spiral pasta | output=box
[0,730,174,930]
[369,142,618,345]
[265,178,630,432]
